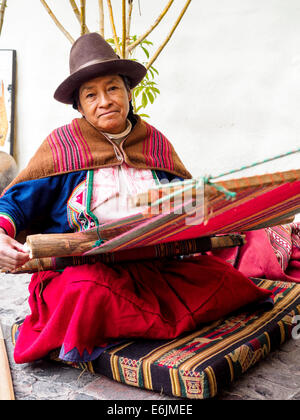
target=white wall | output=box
[0,0,300,182]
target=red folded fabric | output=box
[14,255,271,364]
[210,224,300,283]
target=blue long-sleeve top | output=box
[0,169,182,238]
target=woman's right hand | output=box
[0,228,30,272]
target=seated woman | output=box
[0,33,272,365]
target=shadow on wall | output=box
[0,151,18,194]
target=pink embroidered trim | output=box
[0,214,16,238]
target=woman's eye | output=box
[86,93,95,98]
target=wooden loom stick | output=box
[23,167,299,260]
[216,168,300,191]
[129,168,300,208]
[25,231,103,259]
[14,234,246,273]
[0,322,15,400]
[20,212,293,263]
[25,207,191,259]
[24,215,145,259]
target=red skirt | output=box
[14,255,271,364]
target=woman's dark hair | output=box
[120,75,137,125]
[121,75,131,92]
[72,89,80,111]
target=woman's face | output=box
[78,74,132,134]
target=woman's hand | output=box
[0,228,30,272]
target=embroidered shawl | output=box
[5,116,192,192]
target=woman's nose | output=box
[97,92,112,108]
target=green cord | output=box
[203,147,300,200]
[92,227,104,248]
[209,147,300,181]
[93,239,104,248]
[203,176,236,200]
[151,147,300,204]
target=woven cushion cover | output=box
[90,279,300,399]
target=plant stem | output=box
[0,0,7,36]
[69,0,80,22]
[122,0,126,58]
[80,0,87,35]
[106,0,122,56]
[127,0,174,54]
[126,0,133,57]
[69,0,89,32]
[40,0,74,43]
[146,0,192,70]
[98,0,104,37]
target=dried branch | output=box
[69,0,80,22]
[106,0,122,56]
[122,0,126,58]
[40,0,74,43]
[146,0,192,70]
[98,0,104,37]
[127,0,174,54]
[80,0,87,35]
[0,0,7,36]
[69,0,89,33]
[126,0,134,54]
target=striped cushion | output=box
[90,279,300,399]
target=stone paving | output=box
[1,271,300,401]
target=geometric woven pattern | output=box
[92,279,300,399]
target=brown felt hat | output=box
[54,32,147,104]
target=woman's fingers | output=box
[0,251,29,271]
[0,232,30,271]
[11,238,28,253]
[0,253,30,272]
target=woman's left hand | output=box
[0,229,30,272]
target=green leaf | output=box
[152,87,160,94]
[139,113,150,118]
[149,88,157,98]
[133,86,143,97]
[148,68,155,79]
[147,91,155,104]
[142,39,153,46]
[141,92,148,108]
[151,66,159,75]
[141,46,150,59]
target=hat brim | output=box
[54,59,147,104]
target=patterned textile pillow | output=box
[265,225,292,271]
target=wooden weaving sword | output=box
[0,320,15,400]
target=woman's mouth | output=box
[99,110,118,118]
